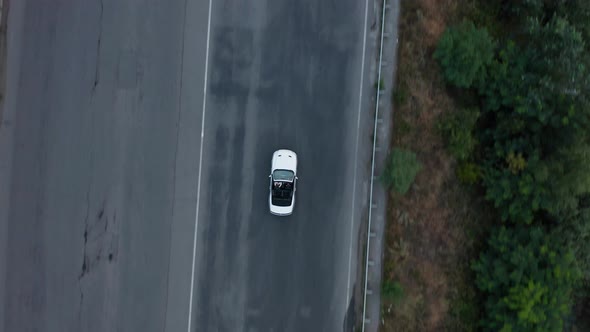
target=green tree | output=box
[504,0,590,43]
[523,16,588,131]
[381,148,422,195]
[540,137,590,217]
[502,0,545,19]
[475,13,590,223]
[480,130,590,223]
[481,147,549,224]
[435,20,496,88]
[554,204,590,281]
[558,0,590,42]
[478,41,529,112]
[472,225,581,332]
[480,16,589,140]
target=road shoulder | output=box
[359,0,401,331]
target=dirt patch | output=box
[380,0,494,331]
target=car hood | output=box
[272,150,297,172]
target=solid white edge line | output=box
[346,0,371,305]
[187,0,213,330]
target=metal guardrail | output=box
[361,0,388,330]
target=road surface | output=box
[0,0,373,331]
[0,0,208,331]
[189,0,371,330]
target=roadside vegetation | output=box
[381,0,590,330]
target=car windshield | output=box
[272,169,294,181]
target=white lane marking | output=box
[187,0,213,330]
[346,0,371,304]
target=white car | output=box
[269,149,298,216]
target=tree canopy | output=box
[473,226,580,332]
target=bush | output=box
[438,107,480,161]
[457,162,481,185]
[382,279,404,303]
[434,20,496,88]
[472,225,581,332]
[381,148,422,195]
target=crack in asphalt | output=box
[92,0,103,91]
[78,4,101,316]
[80,198,111,279]
[79,0,103,282]
[77,189,90,329]
[79,190,90,279]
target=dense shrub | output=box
[381,148,422,195]
[434,20,496,88]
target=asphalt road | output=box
[0,0,372,331]
[0,0,209,331]
[190,0,371,331]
